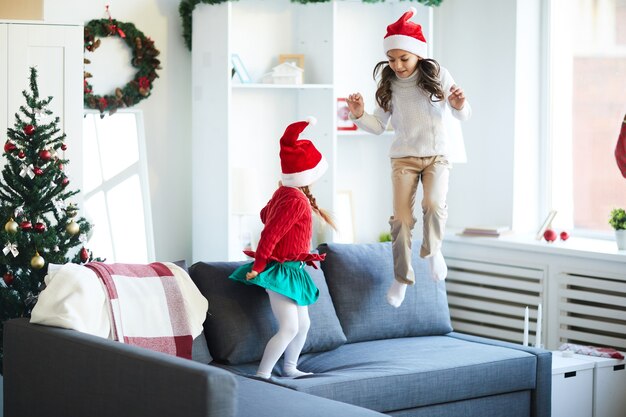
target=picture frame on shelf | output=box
[231,54,251,83]
[535,210,557,240]
[337,98,357,131]
[278,53,304,70]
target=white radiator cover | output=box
[443,233,626,351]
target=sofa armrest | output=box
[3,319,237,417]
[448,332,551,417]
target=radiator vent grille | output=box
[446,258,544,344]
[558,272,626,351]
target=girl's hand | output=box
[448,85,466,110]
[346,93,364,118]
[246,270,258,281]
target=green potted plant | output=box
[609,208,626,250]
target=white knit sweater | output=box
[350,66,471,158]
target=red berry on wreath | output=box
[543,229,557,242]
[20,220,32,231]
[23,124,35,135]
[560,231,569,241]
[61,143,67,151]
[4,141,16,153]
[3,272,14,286]
[39,149,51,161]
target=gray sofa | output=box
[3,242,551,417]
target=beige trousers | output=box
[389,156,450,284]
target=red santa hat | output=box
[280,116,328,187]
[383,7,428,58]
[616,114,626,178]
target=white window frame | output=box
[82,109,155,262]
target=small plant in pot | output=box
[609,208,626,250]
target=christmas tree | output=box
[0,67,99,371]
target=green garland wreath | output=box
[84,19,161,117]
[179,0,443,51]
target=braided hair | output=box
[299,186,337,230]
[373,58,445,113]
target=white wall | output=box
[43,0,192,263]
[433,0,518,230]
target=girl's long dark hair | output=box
[374,58,445,113]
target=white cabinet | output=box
[191,0,433,262]
[551,352,595,417]
[0,21,83,186]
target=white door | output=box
[6,23,83,188]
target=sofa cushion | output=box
[189,260,347,364]
[223,335,536,413]
[318,242,452,343]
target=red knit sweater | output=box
[245,186,324,273]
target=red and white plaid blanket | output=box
[31,262,208,360]
[85,262,200,359]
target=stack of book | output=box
[459,226,511,237]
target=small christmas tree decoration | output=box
[23,124,35,135]
[0,67,100,371]
[30,251,45,269]
[80,247,89,263]
[66,220,79,236]
[4,141,16,153]
[559,231,569,241]
[39,149,51,161]
[4,218,18,234]
[543,229,557,242]
[2,272,13,286]
[61,143,67,151]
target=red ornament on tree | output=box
[34,222,46,233]
[61,177,70,187]
[58,163,64,171]
[61,143,68,151]
[18,150,25,159]
[39,149,51,161]
[33,166,43,176]
[3,272,14,286]
[23,124,35,136]
[20,220,32,231]
[4,141,16,153]
[560,231,569,241]
[543,229,557,243]
[80,247,89,263]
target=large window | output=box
[82,110,154,262]
[548,0,626,235]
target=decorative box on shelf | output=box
[262,62,304,85]
[551,351,594,417]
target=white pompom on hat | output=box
[383,7,428,58]
[279,117,328,187]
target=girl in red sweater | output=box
[229,117,335,379]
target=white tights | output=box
[256,290,312,379]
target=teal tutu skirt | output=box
[228,261,319,306]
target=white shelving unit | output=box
[191,0,432,262]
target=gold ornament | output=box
[31,251,45,269]
[4,218,19,234]
[66,204,78,218]
[66,220,80,236]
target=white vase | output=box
[616,229,626,251]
